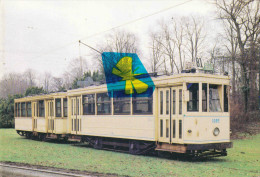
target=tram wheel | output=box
[129,141,140,155]
[93,138,103,149]
[39,134,46,141]
[25,132,32,139]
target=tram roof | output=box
[66,73,230,96]
[15,73,230,102]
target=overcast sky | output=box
[0,0,219,79]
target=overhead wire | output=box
[27,0,193,60]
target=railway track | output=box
[0,163,93,177]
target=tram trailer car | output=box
[15,73,232,157]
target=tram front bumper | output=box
[186,142,233,151]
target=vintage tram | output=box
[15,73,232,157]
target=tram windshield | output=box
[185,83,228,113]
[209,84,222,112]
[187,83,199,112]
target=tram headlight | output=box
[213,127,220,136]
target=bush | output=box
[0,94,23,128]
[230,92,260,135]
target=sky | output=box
[0,0,219,80]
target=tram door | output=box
[171,86,183,144]
[158,88,171,142]
[71,97,82,134]
[158,87,183,143]
[47,100,54,133]
[32,102,37,132]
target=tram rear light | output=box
[213,127,220,136]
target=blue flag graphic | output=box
[102,52,154,98]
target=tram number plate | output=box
[212,118,220,123]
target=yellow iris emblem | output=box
[112,56,148,95]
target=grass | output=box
[0,129,260,176]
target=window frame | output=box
[96,92,111,115]
[209,84,223,112]
[202,83,208,112]
[224,85,229,112]
[132,95,153,115]
[187,83,199,112]
[55,98,62,117]
[113,93,131,115]
[21,102,26,117]
[26,102,32,117]
[63,98,68,117]
[38,100,45,117]
[83,94,95,115]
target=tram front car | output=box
[156,73,232,157]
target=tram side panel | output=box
[36,117,46,133]
[55,118,67,134]
[15,117,33,132]
[79,115,155,141]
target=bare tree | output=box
[208,37,222,73]
[42,72,53,93]
[172,17,187,71]
[184,16,206,65]
[24,69,36,87]
[52,77,64,92]
[69,57,88,80]
[62,71,74,90]
[222,19,239,94]
[92,30,140,73]
[215,0,260,112]
[149,32,164,73]
[0,73,29,98]
[158,22,179,73]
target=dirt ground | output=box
[0,162,120,177]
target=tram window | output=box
[77,99,80,115]
[160,91,163,115]
[15,103,17,117]
[97,92,111,115]
[179,90,182,115]
[74,119,76,131]
[173,120,176,138]
[113,95,130,115]
[132,95,153,115]
[166,90,169,115]
[39,100,45,117]
[224,85,229,112]
[172,90,176,115]
[166,120,169,138]
[17,103,20,117]
[63,98,68,117]
[21,102,26,117]
[27,102,32,117]
[160,119,163,137]
[179,120,182,139]
[83,94,95,115]
[71,100,74,116]
[202,83,207,112]
[187,83,199,112]
[209,84,222,112]
[56,99,61,117]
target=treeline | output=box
[0,87,45,128]
[0,71,103,128]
